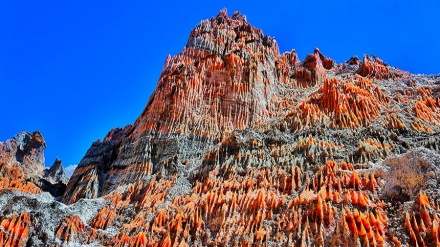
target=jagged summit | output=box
[63,9,363,203]
[41,158,68,197]
[132,8,282,138]
[1,10,440,246]
[128,9,412,139]
[63,7,437,205]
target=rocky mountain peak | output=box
[1,131,46,181]
[12,131,46,175]
[131,9,284,139]
[43,158,68,185]
[1,10,440,247]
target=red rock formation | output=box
[131,9,284,138]
[404,193,440,247]
[357,55,402,80]
[79,157,393,246]
[61,9,345,203]
[414,90,440,125]
[130,231,149,247]
[0,178,41,194]
[286,75,391,130]
[292,48,334,87]
[56,215,85,243]
[0,131,47,194]
[0,212,31,247]
[3,10,440,247]
[0,131,69,197]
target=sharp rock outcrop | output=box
[0,131,68,197]
[41,158,68,197]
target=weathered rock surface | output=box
[0,131,68,197]
[0,190,106,246]
[41,158,68,197]
[0,131,46,194]
[2,9,440,246]
[43,158,68,185]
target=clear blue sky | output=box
[1,1,439,168]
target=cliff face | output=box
[62,9,341,203]
[2,10,440,247]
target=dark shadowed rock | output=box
[43,158,68,185]
[40,158,68,197]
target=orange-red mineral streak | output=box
[357,55,401,80]
[56,215,85,243]
[0,212,31,247]
[288,76,390,130]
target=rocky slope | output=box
[2,9,440,246]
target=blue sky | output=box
[1,1,439,168]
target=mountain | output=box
[41,158,69,197]
[1,9,440,246]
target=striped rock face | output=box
[61,9,337,203]
[2,10,440,247]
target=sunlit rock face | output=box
[0,131,46,194]
[0,131,69,197]
[2,9,440,246]
[62,9,340,203]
